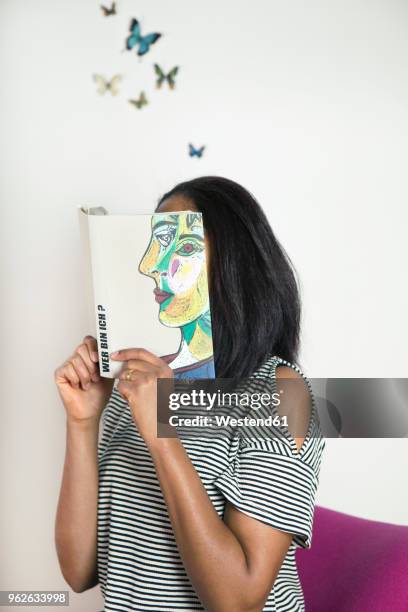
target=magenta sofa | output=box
[296,506,408,611]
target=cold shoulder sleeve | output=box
[213,356,325,549]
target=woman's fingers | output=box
[54,335,104,392]
[77,343,100,383]
[120,359,160,374]
[55,361,80,389]
[118,369,150,383]
[111,349,173,378]
[67,353,92,390]
[63,362,80,389]
[83,335,99,363]
[110,348,163,367]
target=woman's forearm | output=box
[148,437,267,612]
[54,418,100,593]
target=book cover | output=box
[78,206,215,380]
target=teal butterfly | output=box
[189,144,205,158]
[154,64,179,89]
[125,19,161,56]
[129,91,148,109]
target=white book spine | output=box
[78,207,119,379]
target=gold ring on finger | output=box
[125,369,134,382]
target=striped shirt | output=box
[97,355,325,611]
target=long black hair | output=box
[156,176,301,379]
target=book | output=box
[78,206,215,379]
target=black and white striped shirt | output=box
[97,355,325,611]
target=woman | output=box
[54,176,325,611]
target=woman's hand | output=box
[54,335,114,424]
[111,348,174,445]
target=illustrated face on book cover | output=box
[139,212,215,379]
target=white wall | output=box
[1,0,407,609]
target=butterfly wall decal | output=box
[154,64,179,89]
[93,74,122,95]
[125,19,161,56]
[188,144,205,158]
[129,91,148,109]
[100,2,116,16]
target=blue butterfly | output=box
[189,144,205,158]
[125,19,161,56]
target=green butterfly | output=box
[154,64,179,89]
[129,91,148,109]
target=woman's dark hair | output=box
[156,176,301,378]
